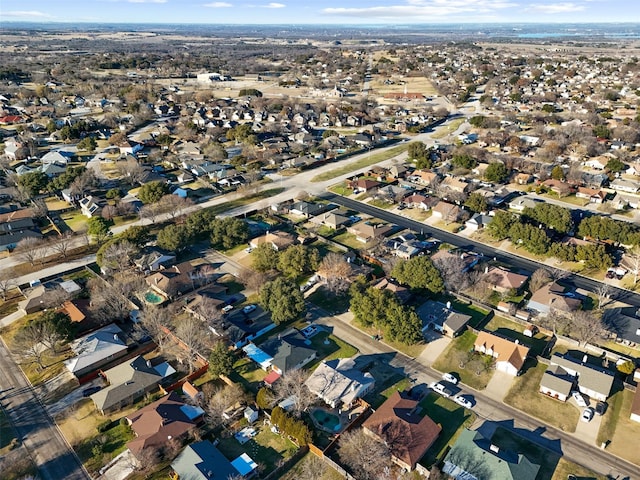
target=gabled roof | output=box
[126,391,203,457]
[540,364,574,397]
[171,440,239,480]
[261,329,316,373]
[549,354,614,398]
[474,331,530,371]
[363,390,441,469]
[305,358,374,407]
[64,324,127,375]
[603,308,640,344]
[485,266,528,290]
[528,282,581,312]
[443,429,540,480]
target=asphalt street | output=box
[0,337,89,480]
[322,193,640,309]
[309,304,640,480]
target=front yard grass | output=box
[432,330,493,390]
[328,182,353,196]
[551,458,607,480]
[59,209,88,232]
[330,231,364,250]
[307,286,350,314]
[307,330,358,368]
[203,188,285,216]
[366,377,413,409]
[311,144,409,183]
[419,392,476,467]
[597,388,640,465]
[484,315,550,357]
[75,421,135,476]
[216,426,298,476]
[490,426,561,480]
[504,361,579,433]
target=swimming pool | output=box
[144,290,164,305]
[310,407,342,432]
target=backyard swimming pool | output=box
[144,290,164,305]
[310,407,342,432]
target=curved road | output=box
[0,338,89,480]
[321,193,640,309]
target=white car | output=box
[572,391,587,408]
[429,382,452,398]
[222,305,234,313]
[442,373,459,385]
[581,407,594,423]
[453,395,473,409]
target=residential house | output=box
[484,266,528,293]
[508,197,539,212]
[64,324,129,378]
[576,187,606,204]
[135,250,177,272]
[249,231,296,251]
[416,300,471,337]
[0,218,42,252]
[441,176,469,194]
[260,329,317,375]
[288,201,328,218]
[610,178,640,194]
[582,156,609,170]
[225,313,276,349]
[432,201,462,223]
[631,389,640,424]
[0,205,34,223]
[465,213,493,231]
[474,331,530,376]
[182,381,203,403]
[145,262,198,299]
[349,178,381,194]
[603,308,640,347]
[431,249,481,273]
[90,356,175,415]
[526,282,581,315]
[547,354,614,402]
[542,179,573,197]
[41,150,71,165]
[403,194,436,211]
[515,173,534,185]
[610,193,639,210]
[362,391,441,471]
[79,196,102,218]
[443,429,540,480]
[373,278,411,304]
[126,391,204,458]
[305,358,375,409]
[347,222,393,244]
[309,211,350,230]
[410,170,439,187]
[171,440,257,480]
[539,364,575,402]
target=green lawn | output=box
[551,458,606,480]
[307,330,358,368]
[432,330,494,390]
[280,452,343,480]
[490,427,562,480]
[597,388,640,465]
[216,426,298,476]
[419,392,477,467]
[430,118,465,140]
[328,182,353,196]
[229,357,267,394]
[366,377,413,409]
[484,316,550,357]
[368,199,395,209]
[203,188,285,216]
[307,287,350,315]
[311,144,409,183]
[447,298,490,329]
[504,361,579,433]
[75,422,135,476]
[60,210,88,232]
[330,231,364,250]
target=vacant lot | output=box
[504,361,579,433]
[419,392,476,467]
[597,388,640,465]
[432,330,494,390]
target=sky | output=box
[1,0,638,24]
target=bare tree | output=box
[433,255,470,293]
[194,296,222,327]
[297,454,328,480]
[568,310,610,347]
[273,369,315,418]
[548,267,570,283]
[625,247,640,285]
[39,286,71,309]
[237,268,272,292]
[100,240,137,275]
[101,204,118,221]
[142,304,173,350]
[529,268,552,293]
[0,273,15,301]
[14,323,47,370]
[158,194,194,220]
[14,237,46,266]
[49,231,75,259]
[89,274,145,324]
[204,383,247,428]
[31,198,49,219]
[139,203,163,224]
[537,310,570,336]
[118,159,147,185]
[338,430,390,480]
[69,169,97,197]
[594,283,614,311]
[176,316,207,372]
[317,252,351,294]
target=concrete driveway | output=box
[483,370,515,402]
[573,409,603,446]
[417,334,451,365]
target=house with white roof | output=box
[305,358,375,409]
[64,324,129,378]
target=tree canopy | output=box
[484,162,509,183]
[391,256,444,294]
[260,277,305,325]
[138,181,170,204]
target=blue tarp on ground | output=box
[242,343,273,369]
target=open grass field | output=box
[432,330,494,390]
[311,144,409,183]
[419,392,476,467]
[369,75,437,97]
[204,188,285,216]
[504,361,579,433]
[597,388,640,465]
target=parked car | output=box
[581,407,594,423]
[572,391,587,407]
[222,305,234,313]
[82,386,102,397]
[442,372,459,385]
[595,401,608,416]
[242,304,257,314]
[429,382,453,398]
[453,395,473,409]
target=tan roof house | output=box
[484,267,528,293]
[145,262,198,299]
[432,201,462,223]
[249,231,296,251]
[363,390,441,471]
[441,176,469,194]
[347,222,393,243]
[526,282,581,315]
[576,187,606,204]
[474,331,529,376]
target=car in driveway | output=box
[442,372,459,385]
[429,382,453,398]
[82,386,102,397]
[595,401,608,416]
[581,407,594,422]
[453,395,473,409]
[222,305,234,313]
[242,304,257,314]
[572,390,587,407]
